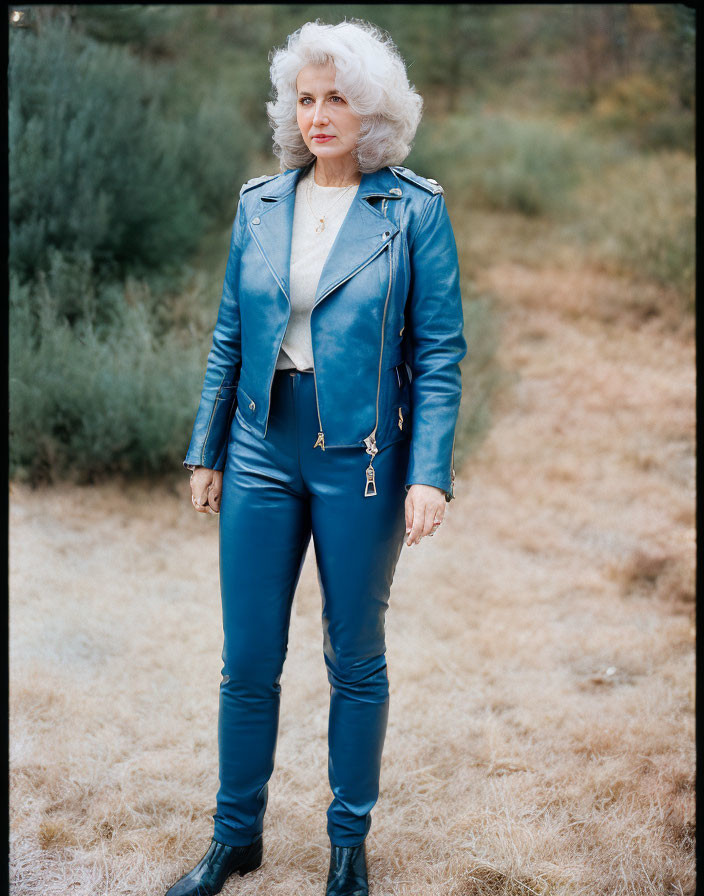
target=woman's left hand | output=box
[404,484,446,546]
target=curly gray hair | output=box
[266,19,423,173]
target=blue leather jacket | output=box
[184,161,467,501]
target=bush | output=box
[407,114,585,217]
[455,289,507,470]
[9,267,208,481]
[573,150,694,308]
[591,73,694,153]
[176,85,250,224]
[8,18,252,481]
[8,19,248,283]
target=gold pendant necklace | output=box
[306,175,355,234]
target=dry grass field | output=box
[9,228,695,893]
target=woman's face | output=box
[295,62,361,164]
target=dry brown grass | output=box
[9,218,694,893]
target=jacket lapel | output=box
[249,163,401,305]
[246,167,300,302]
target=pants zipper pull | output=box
[365,461,377,497]
[363,433,378,497]
[314,431,325,450]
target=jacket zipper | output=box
[252,212,395,447]
[363,245,393,497]
[200,374,228,464]
[310,232,394,453]
[312,359,325,449]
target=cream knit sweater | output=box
[275,164,360,372]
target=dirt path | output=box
[9,263,695,895]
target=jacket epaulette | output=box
[390,166,444,195]
[239,172,280,196]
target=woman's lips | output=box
[312,135,335,142]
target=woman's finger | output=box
[404,494,414,543]
[192,482,211,513]
[424,502,444,537]
[416,502,434,543]
[191,493,207,513]
[408,499,427,545]
[207,483,221,514]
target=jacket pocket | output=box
[236,383,257,418]
[378,364,411,448]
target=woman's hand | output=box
[404,484,446,546]
[190,467,223,515]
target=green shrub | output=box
[176,85,250,224]
[8,19,248,283]
[455,290,507,471]
[9,268,209,481]
[574,151,694,307]
[408,114,586,217]
[8,17,253,481]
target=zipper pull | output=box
[398,407,404,430]
[364,462,377,497]
[363,432,378,497]
[314,431,326,450]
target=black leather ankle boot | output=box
[164,835,263,896]
[325,842,369,896]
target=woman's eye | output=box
[298,95,344,105]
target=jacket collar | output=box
[258,161,404,201]
[249,162,402,306]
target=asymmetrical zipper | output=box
[310,230,394,454]
[363,245,394,497]
[251,201,396,459]
[312,361,325,450]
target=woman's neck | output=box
[312,157,362,188]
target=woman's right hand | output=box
[190,467,223,514]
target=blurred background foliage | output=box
[8,4,695,481]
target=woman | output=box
[166,19,466,896]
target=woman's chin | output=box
[309,144,348,159]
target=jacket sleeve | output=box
[183,197,245,471]
[404,192,467,501]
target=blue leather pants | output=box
[214,368,410,848]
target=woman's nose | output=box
[312,103,328,125]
